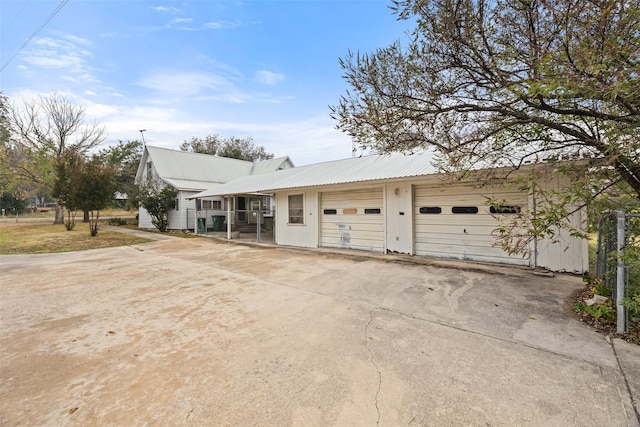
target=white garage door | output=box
[320,188,384,252]
[414,185,530,266]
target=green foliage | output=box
[139,182,178,232]
[76,156,116,236]
[0,191,28,214]
[53,154,115,235]
[52,152,85,230]
[107,217,129,226]
[180,134,274,162]
[584,303,616,322]
[99,140,142,209]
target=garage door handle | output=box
[399,212,405,215]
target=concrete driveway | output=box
[1,233,638,426]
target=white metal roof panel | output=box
[191,152,438,198]
[147,146,253,183]
[162,179,222,192]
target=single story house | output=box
[134,145,294,231]
[191,152,588,273]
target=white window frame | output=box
[288,194,304,225]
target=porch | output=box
[187,194,275,244]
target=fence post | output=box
[616,210,626,334]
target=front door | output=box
[385,183,413,254]
[248,199,261,224]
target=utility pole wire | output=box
[0,0,69,73]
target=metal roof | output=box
[190,151,438,198]
[135,146,294,190]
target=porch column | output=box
[194,198,199,235]
[227,195,232,240]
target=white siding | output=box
[533,175,589,273]
[320,188,385,252]
[275,190,319,248]
[167,191,197,230]
[138,207,153,229]
[414,184,530,266]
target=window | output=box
[490,205,521,214]
[288,194,304,224]
[323,209,337,215]
[452,206,478,214]
[419,207,442,214]
[146,162,153,180]
[364,208,381,214]
[343,208,357,215]
[175,198,179,211]
[200,200,222,210]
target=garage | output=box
[413,184,530,266]
[320,188,385,252]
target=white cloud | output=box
[21,36,98,84]
[171,17,193,24]
[203,20,242,30]
[85,90,97,96]
[254,70,285,86]
[150,6,182,13]
[137,71,231,96]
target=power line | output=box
[1,0,31,39]
[0,0,69,73]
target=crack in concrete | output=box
[610,338,640,424]
[364,308,382,426]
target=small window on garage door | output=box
[288,194,304,224]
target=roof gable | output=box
[136,146,295,190]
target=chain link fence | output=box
[595,211,640,333]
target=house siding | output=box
[275,190,319,248]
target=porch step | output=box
[236,224,257,233]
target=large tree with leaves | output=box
[7,93,106,224]
[180,134,274,161]
[99,140,143,209]
[331,0,639,251]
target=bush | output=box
[107,217,128,226]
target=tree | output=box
[139,181,178,232]
[52,151,85,230]
[76,156,115,236]
[331,0,640,252]
[8,93,106,224]
[180,134,274,161]
[179,135,222,155]
[99,140,143,209]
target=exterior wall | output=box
[532,175,589,273]
[268,175,589,273]
[138,207,153,229]
[139,190,198,230]
[275,189,319,248]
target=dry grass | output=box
[0,220,151,255]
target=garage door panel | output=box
[321,188,384,252]
[414,184,529,265]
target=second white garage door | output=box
[414,185,530,266]
[320,188,385,252]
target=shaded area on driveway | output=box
[1,235,638,425]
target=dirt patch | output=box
[571,285,640,345]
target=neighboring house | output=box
[134,146,294,231]
[191,152,588,273]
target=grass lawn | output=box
[0,220,151,255]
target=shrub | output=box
[107,217,128,226]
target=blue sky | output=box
[1,0,412,165]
